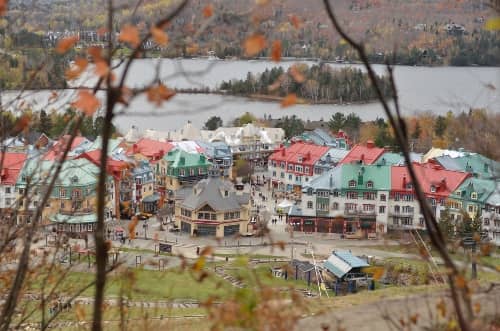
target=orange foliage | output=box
[202,4,213,18]
[72,90,101,116]
[119,25,141,47]
[56,36,79,54]
[151,27,169,46]
[281,93,297,108]
[271,40,281,62]
[147,84,176,106]
[244,34,266,57]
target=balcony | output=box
[59,208,94,216]
[389,210,415,217]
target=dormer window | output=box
[224,190,228,197]
[471,192,477,200]
[298,156,303,163]
[60,189,67,198]
[406,183,413,189]
[430,185,436,193]
[366,181,373,189]
[349,180,356,188]
[71,176,78,184]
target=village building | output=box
[482,184,500,246]
[0,152,27,221]
[268,141,330,195]
[132,160,157,214]
[433,153,499,179]
[174,175,251,238]
[338,140,385,165]
[446,177,497,222]
[389,163,470,230]
[289,163,391,236]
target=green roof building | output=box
[159,149,212,191]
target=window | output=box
[295,165,303,172]
[471,192,477,200]
[346,191,358,199]
[304,166,310,173]
[333,191,339,197]
[379,206,386,213]
[5,198,11,206]
[483,218,490,226]
[19,188,25,195]
[295,176,301,182]
[366,181,373,188]
[60,189,67,198]
[5,187,11,194]
[317,190,329,197]
[307,201,313,209]
[419,218,425,227]
[198,168,204,175]
[179,169,185,176]
[394,193,400,201]
[288,164,294,171]
[280,162,285,169]
[272,171,276,177]
[61,202,65,209]
[332,202,339,210]
[363,204,375,212]
[288,174,292,180]
[72,189,81,199]
[348,180,356,188]
[224,190,228,197]
[468,205,474,213]
[189,168,194,176]
[317,202,328,211]
[380,194,386,201]
[280,172,285,178]
[363,192,376,200]
[430,185,436,193]
[345,203,357,211]
[307,188,313,196]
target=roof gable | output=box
[339,141,385,165]
[0,152,28,185]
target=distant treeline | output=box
[219,65,393,104]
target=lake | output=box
[2,58,498,133]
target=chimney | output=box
[159,149,165,158]
[329,174,333,188]
[132,144,138,153]
[366,140,375,148]
[360,154,365,163]
[402,175,407,188]
[281,148,285,157]
[306,151,311,160]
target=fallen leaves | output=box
[203,4,213,18]
[56,36,79,54]
[72,90,100,116]
[281,93,297,108]
[244,34,266,57]
[119,24,141,47]
[147,84,176,106]
[271,40,282,62]
[151,27,169,46]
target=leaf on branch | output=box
[65,57,88,80]
[72,90,100,116]
[203,4,214,18]
[244,34,266,57]
[56,36,79,54]
[289,14,301,29]
[87,46,104,62]
[94,60,109,78]
[119,24,141,47]
[151,27,169,46]
[147,84,176,106]
[0,0,7,16]
[281,93,297,108]
[289,65,305,83]
[271,40,282,62]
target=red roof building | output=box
[126,138,174,162]
[339,140,385,165]
[76,150,131,180]
[268,142,330,194]
[391,162,470,200]
[0,152,28,185]
[43,135,88,161]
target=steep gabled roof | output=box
[0,152,28,185]
[449,177,497,203]
[339,141,385,165]
[76,150,131,180]
[43,136,89,161]
[324,251,369,278]
[126,138,174,159]
[341,164,391,191]
[181,176,250,211]
[269,142,330,166]
[434,153,499,179]
[303,166,343,191]
[164,149,212,168]
[391,163,470,197]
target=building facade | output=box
[174,176,251,238]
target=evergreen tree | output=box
[203,116,223,130]
[434,115,447,138]
[328,112,345,133]
[38,110,52,135]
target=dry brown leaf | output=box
[203,4,213,18]
[147,84,176,106]
[87,46,103,62]
[244,34,266,57]
[281,93,297,108]
[56,36,79,54]
[119,24,141,47]
[72,90,100,116]
[151,27,169,46]
[65,57,88,80]
[290,65,305,83]
[271,40,282,62]
[200,246,213,256]
[0,0,7,16]
[94,60,109,78]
